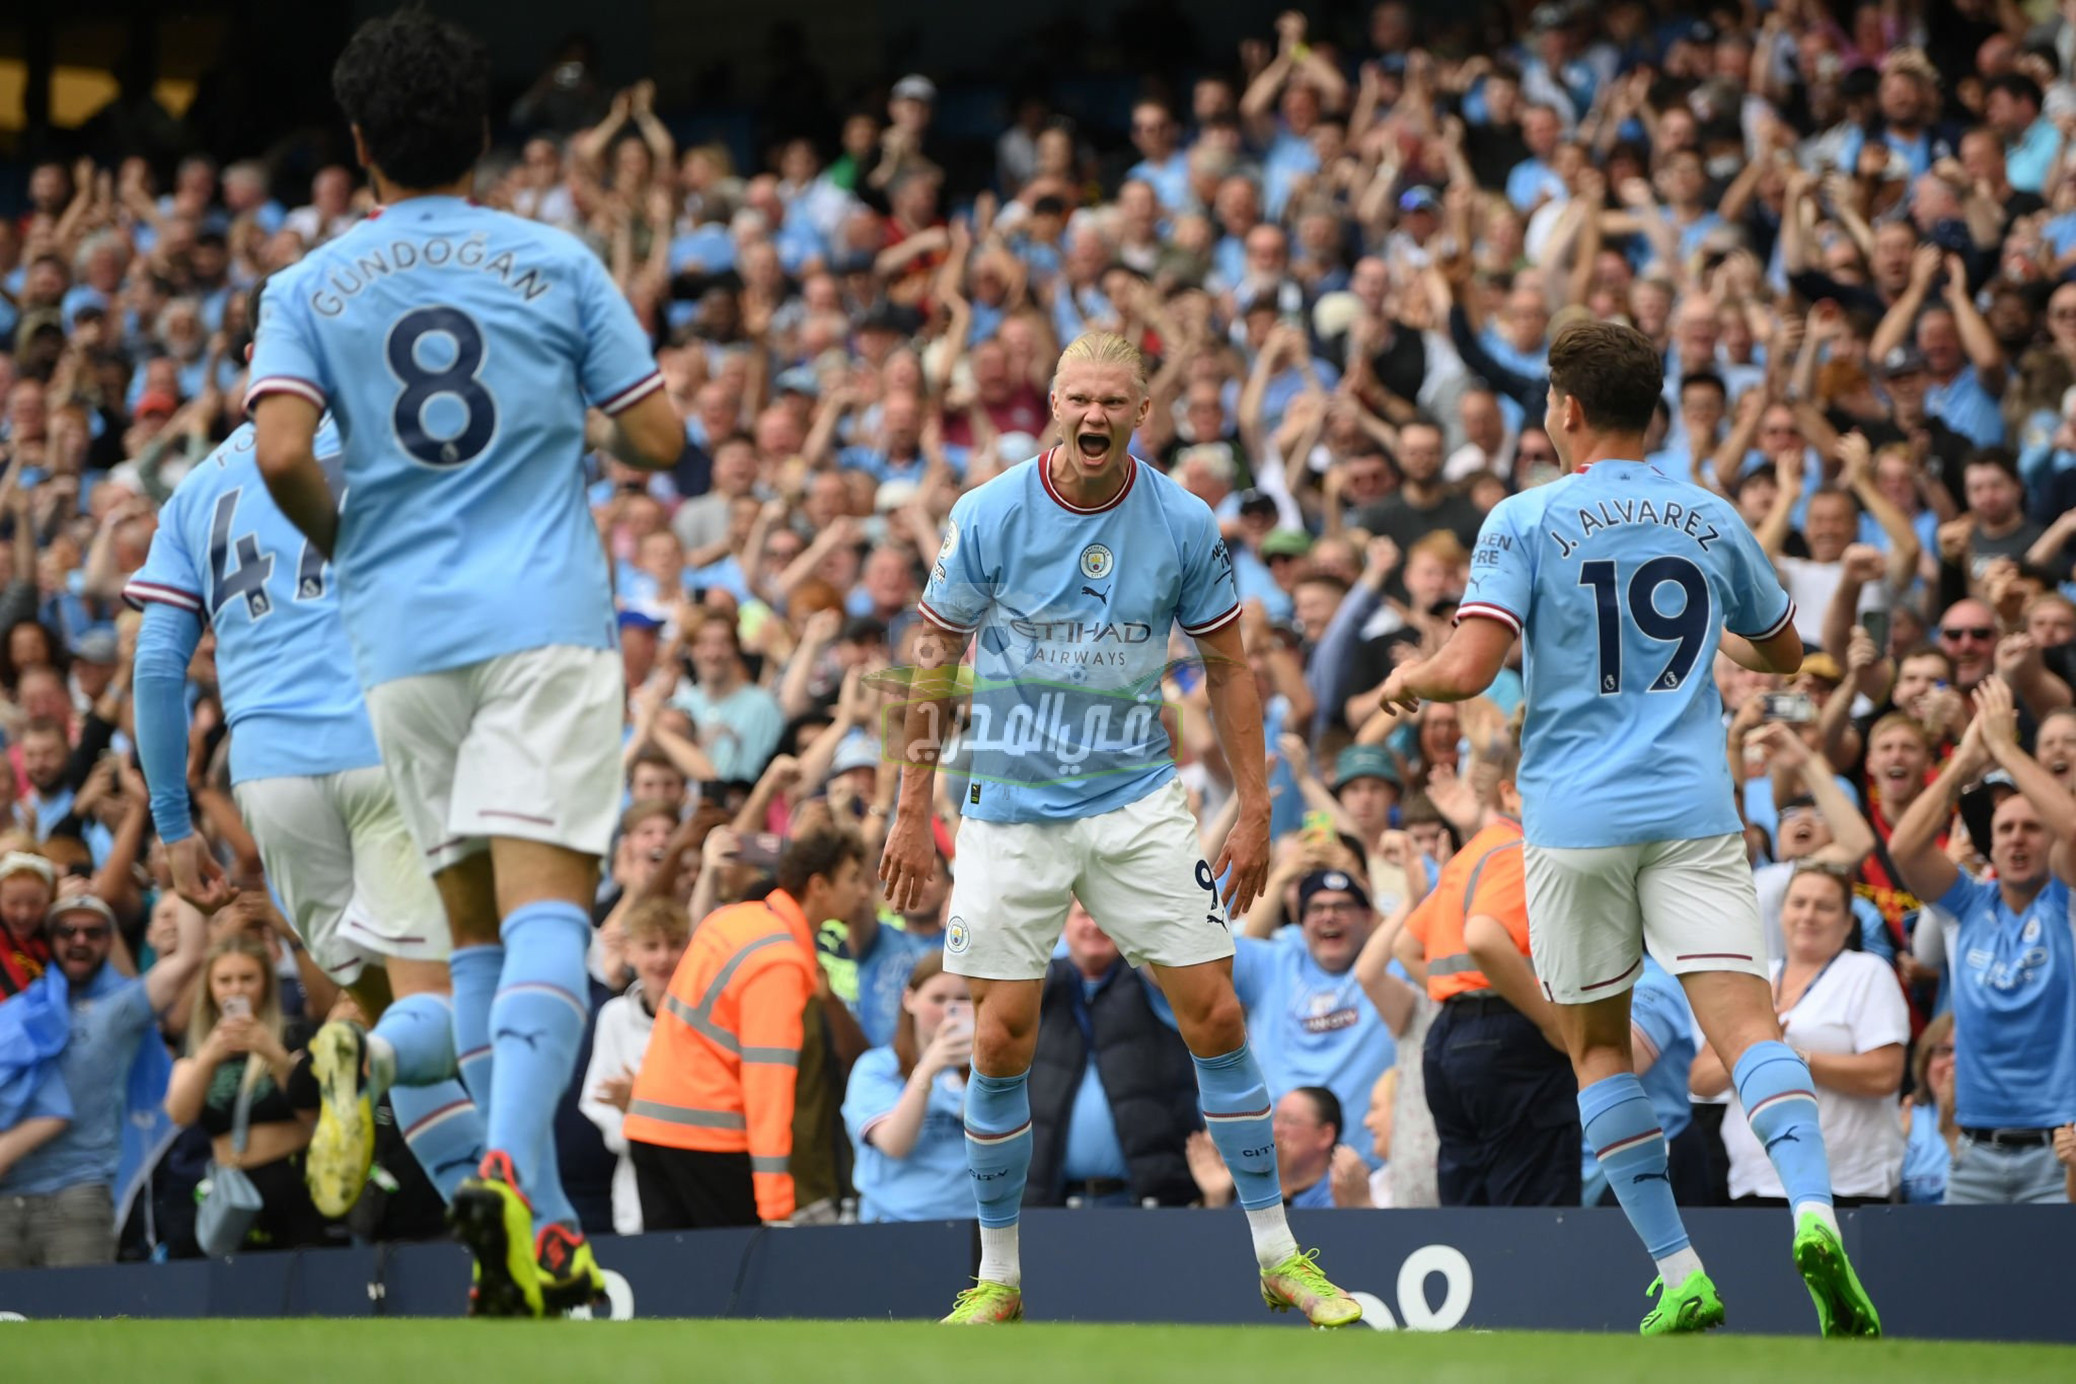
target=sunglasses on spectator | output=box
[1303,900,1365,917]
[1940,625,1996,642]
[1930,1044,1955,1058]
[51,923,110,942]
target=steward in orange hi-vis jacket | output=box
[625,826,870,1225]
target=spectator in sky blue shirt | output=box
[1124,100,1191,212]
[842,953,974,1222]
[1888,686,2076,1204]
[1870,256,2008,450]
[1233,870,1419,1170]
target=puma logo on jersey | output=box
[1080,584,1109,604]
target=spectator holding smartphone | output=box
[842,953,973,1222]
[580,898,690,1236]
[162,935,335,1252]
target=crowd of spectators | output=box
[5,0,2076,1267]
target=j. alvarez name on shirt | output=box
[307,236,554,316]
[1545,497,1722,559]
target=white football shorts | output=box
[943,777,1236,981]
[1523,832,1769,1004]
[234,765,449,984]
[363,645,624,873]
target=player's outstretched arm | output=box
[1194,620,1271,915]
[879,624,973,912]
[1376,616,1513,713]
[253,393,337,557]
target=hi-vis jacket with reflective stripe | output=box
[1403,817,1529,1004]
[623,887,817,1222]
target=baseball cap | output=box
[1297,868,1372,915]
[1877,344,1927,378]
[136,389,179,419]
[70,628,119,665]
[1259,528,1313,559]
[892,74,937,105]
[1332,744,1401,791]
[1398,185,1442,215]
[1531,3,1571,32]
[47,894,117,928]
[0,852,55,887]
[831,734,882,777]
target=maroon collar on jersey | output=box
[1039,446,1138,514]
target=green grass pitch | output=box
[8,1320,2072,1383]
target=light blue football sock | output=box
[448,945,502,1114]
[368,992,459,1089]
[488,902,592,1230]
[1734,1040,1834,1221]
[1581,1073,1695,1271]
[389,1080,486,1205]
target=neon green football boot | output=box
[941,1279,1023,1324]
[1792,1212,1881,1338]
[1640,1268,1726,1335]
[306,1020,377,1218]
[1260,1249,1363,1328]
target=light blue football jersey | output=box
[124,419,381,784]
[918,451,1240,824]
[247,195,663,687]
[1459,460,1793,850]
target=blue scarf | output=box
[0,967,75,1127]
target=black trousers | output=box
[1424,995,1582,1207]
[1689,1101,1734,1206]
[629,1142,759,1229]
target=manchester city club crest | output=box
[946,916,970,954]
[938,519,960,563]
[1079,543,1113,580]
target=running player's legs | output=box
[1525,840,1706,1323]
[451,647,620,1294]
[1643,834,1860,1326]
